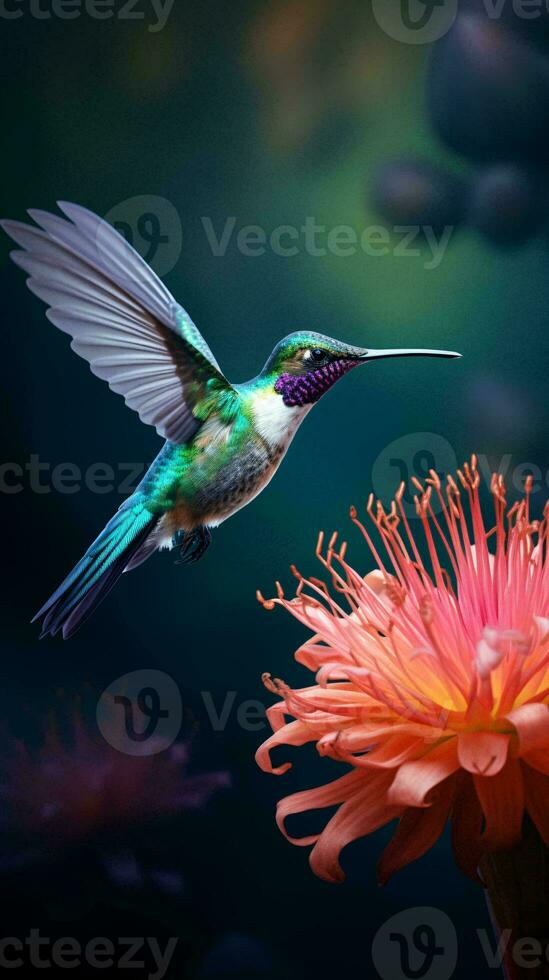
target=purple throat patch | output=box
[274,359,358,407]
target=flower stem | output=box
[480,820,549,980]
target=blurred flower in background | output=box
[1,705,229,847]
[374,4,549,249]
[245,0,417,157]
[0,697,229,917]
[372,158,467,236]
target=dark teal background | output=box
[1,3,548,977]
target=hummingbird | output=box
[1,203,460,639]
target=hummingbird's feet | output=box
[174,526,212,565]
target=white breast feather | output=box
[252,389,310,448]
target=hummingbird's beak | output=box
[360,348,461,361]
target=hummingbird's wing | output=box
[1,202,234,444]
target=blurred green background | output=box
[1,2,548,977]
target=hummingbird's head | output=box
[263,331,460,408]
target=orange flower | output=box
[256,457,549,884]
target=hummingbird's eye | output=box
[311,348,326,362]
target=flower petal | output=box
[506,703,549,755]
[534,615,549,641]
[386,740,460,808]
[275,769,365,846]
[451,772,484,882]
[378,776,456,885]
[280,598,352,655]
[522,748,549,776]
[321,722,436,758]
[457,732,510,776]
[255,720,316,775]
[474,758,524,849]
[308,770,398,883]
[523,765,549,846]
[340,735,428,769]
[475,637,504,679]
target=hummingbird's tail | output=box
[33,498,159,640]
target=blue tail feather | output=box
[34,499,158,639]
